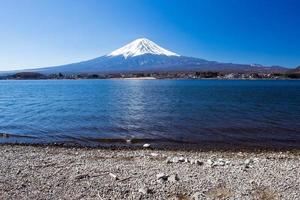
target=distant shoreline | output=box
[1,76,300,81]
[1,70,300,80]
[1,78,300,81]
[115,77,157,80]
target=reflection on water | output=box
[118,80,148,138]
[0,79,300,149]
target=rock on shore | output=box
[0,145,299,199]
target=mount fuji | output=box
[22,38,286,74]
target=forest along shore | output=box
[0,145,299,199]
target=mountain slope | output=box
[36,54,209,74]
[20,38,288,74]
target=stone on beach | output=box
[192,192,202,200]
[214,158,226,166]
[166,156,204,165]
[244,158,253,165]
[178,157,185,162]
[156,173,169,180]
[244,158,254,168]
[138,187,149,195]
[207,158,231,167]
[190,159,203,165]
[166,156,183,163]
[207,159,213,166]
[172,157,180,163]
[126,139,132,143]
[74,174,89,180]
[143,143,151,148]
[150,153,159,157]
[166,157,173,164]
[109,173,118,180]
[167,174,179,183]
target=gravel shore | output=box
[0,145,299,200]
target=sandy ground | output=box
[0,145,299,200]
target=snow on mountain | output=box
[107,38,180,58]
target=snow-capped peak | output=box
[107,38,180,58]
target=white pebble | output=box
[143,143,151,148]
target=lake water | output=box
[0,80,300,150]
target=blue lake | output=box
[0,79,300,149]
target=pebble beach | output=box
[0,145,299,199]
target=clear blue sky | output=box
[0,0,299,70]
